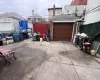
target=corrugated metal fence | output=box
[33,23,50,34]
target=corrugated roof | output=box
[51,14,81,22]
[0,12,26,20]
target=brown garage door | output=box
[53,23,73,41]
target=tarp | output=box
[80,21,100,54]
[19,20,28,32]
[80,21,100,42]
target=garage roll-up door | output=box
[53,23,73,41]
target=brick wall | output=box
[71,0,87,5]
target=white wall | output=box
[0,18,13,22]
[84,0,100,24]
[48,10,53,19]
[48,9,62,20]
[0,18,20,33]
[62,5,86,16]
[0,18,13,33]
[55,9,62,16]
[12,19,20,32]
[28,22,33,29]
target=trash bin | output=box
[6,36,14,44]
[2,38,7,45]
[36,35,42,41]
[75,35,80,45]
[19,33,24,41]
[13,35,20,42]
[0,40,3,46]
[36,35,39,41]
[32,35,36,41]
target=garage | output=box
[50,14,80,41]
[53,23,73,41]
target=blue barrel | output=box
[19,34,24,41]
[13,35,20,42]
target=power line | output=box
[88,8,100,14]
[86,4,100,14]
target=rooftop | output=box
[28,14,46,22]
[0,12,26,20]
[50,14,81,22]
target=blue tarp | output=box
[19,21,28,32]
[0,34,3,39]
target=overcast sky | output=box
[0,0,72,18]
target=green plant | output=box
[47,28,50,34]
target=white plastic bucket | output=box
[40,38,43,43]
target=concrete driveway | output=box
[0,40,100,80]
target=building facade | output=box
[0,12,25,33]
[84,0,100,24]
[71,0,87,5]
[50,14,80,41]
[62,5,86,16]
[0,18,20,33]
[79,0,100,54]
[48,7,62,20]
[28,14,46,23]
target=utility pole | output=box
[32,10,34,33]
[53,4,55,17]
[32,10,34,23]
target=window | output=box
[56,10,61,15]
[67,10,69,14]
[38,18,40,21]
[34,18,36,22]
